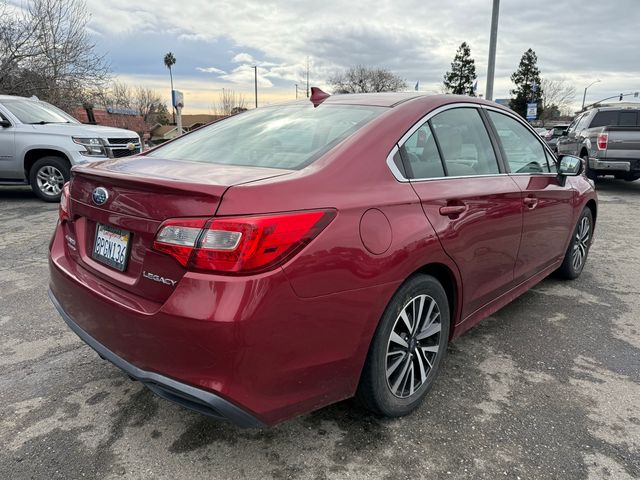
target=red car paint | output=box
[49,93,597,426]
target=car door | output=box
[557,113,585,155]
[399,106,523,320]
[0,109,16,179]
[485,109,575,282]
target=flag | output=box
[414,81,419,91]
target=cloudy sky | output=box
[83,0,640,114]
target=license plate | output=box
[92,223,131,272]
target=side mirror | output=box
[561,130,568,136]
[558,155,583,176]
[0,119,11,128]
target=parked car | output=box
[0,95,141,201]
[534,127,548,136]
[49,92,597,427]
[544,124,571,152]
[556,105,640,181]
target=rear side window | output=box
[487,111,551,173]
[399,123,446,179]
[429,108,500,176]
[148,104,385,170]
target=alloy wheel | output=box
[386,294,442,398]
[36,165,65,196]
[572,215,591,271]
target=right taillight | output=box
[59,182,70,222]
[153,209,336,275]
[597,132,608,150]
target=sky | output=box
[81,0,640,114]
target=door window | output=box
[487,111,551,173]
[399,122,445,179]
[429,108,500,176]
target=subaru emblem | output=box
[92,187,109,206]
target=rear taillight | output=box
[153,209,336,274]
[597,132,608,150]
[59,182,70,222]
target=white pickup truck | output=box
[0,95,141,201]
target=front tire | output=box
[557,208,593,279]
[29,156,70,202]
[357,274,450,417]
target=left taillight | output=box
[59,182,70,222]
[597,132,608,150]
[153,209,336,275]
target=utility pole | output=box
[581,79,601,110]
[295,84,298,99]
[253,66,258,108]
[306,57,310,98]
[485,0,500,101]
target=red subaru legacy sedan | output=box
[49,92,597,427]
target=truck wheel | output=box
[357,274,450,417]
[556,208,593,280]
[582,154,597,180]
[29,156,70,202]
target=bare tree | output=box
[214,88,247,116]
[329,65,407,94]
[0,0,110,110]
[133,86,166,122]
[541,79,576,121]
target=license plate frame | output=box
[92,223,132,272]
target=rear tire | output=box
[29,156,70,202]
[556,208,593,280]
[357,274,450,417]
[582,154,597,180]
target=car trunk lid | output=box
[66,157,291,303]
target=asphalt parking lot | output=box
[0,180,639,480]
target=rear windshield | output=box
[591,110,640,128]
[148,104,385,170]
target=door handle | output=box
[439,205,467,216]
[523,196,538,209]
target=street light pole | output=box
[253,66,258,108]
[295,84,298,99]
[485,0,500,101]
[581,79,601,110]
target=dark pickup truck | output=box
[557,105,640,181]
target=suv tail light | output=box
[597,132,608,150]
[153,209,336,274]
[59,182,70,222]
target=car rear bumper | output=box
[589,157,640,173]
[49,220,393,425]
[49,289,264,428]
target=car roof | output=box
[0,94,35,101]
[276,92,504,110]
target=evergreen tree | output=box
[509,49,544,119]
[443,42,477,95]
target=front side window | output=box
[429,108,500,176]
[487,111,551,173]
[148,104,384,170]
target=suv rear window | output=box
[148,104,385,170]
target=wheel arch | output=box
[24,149,71,177]
[414,262,461,340]
[585,199,597,225]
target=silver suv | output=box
[0,95,141,201]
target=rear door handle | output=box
[523,196,538,209]
[439,205,467,216]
